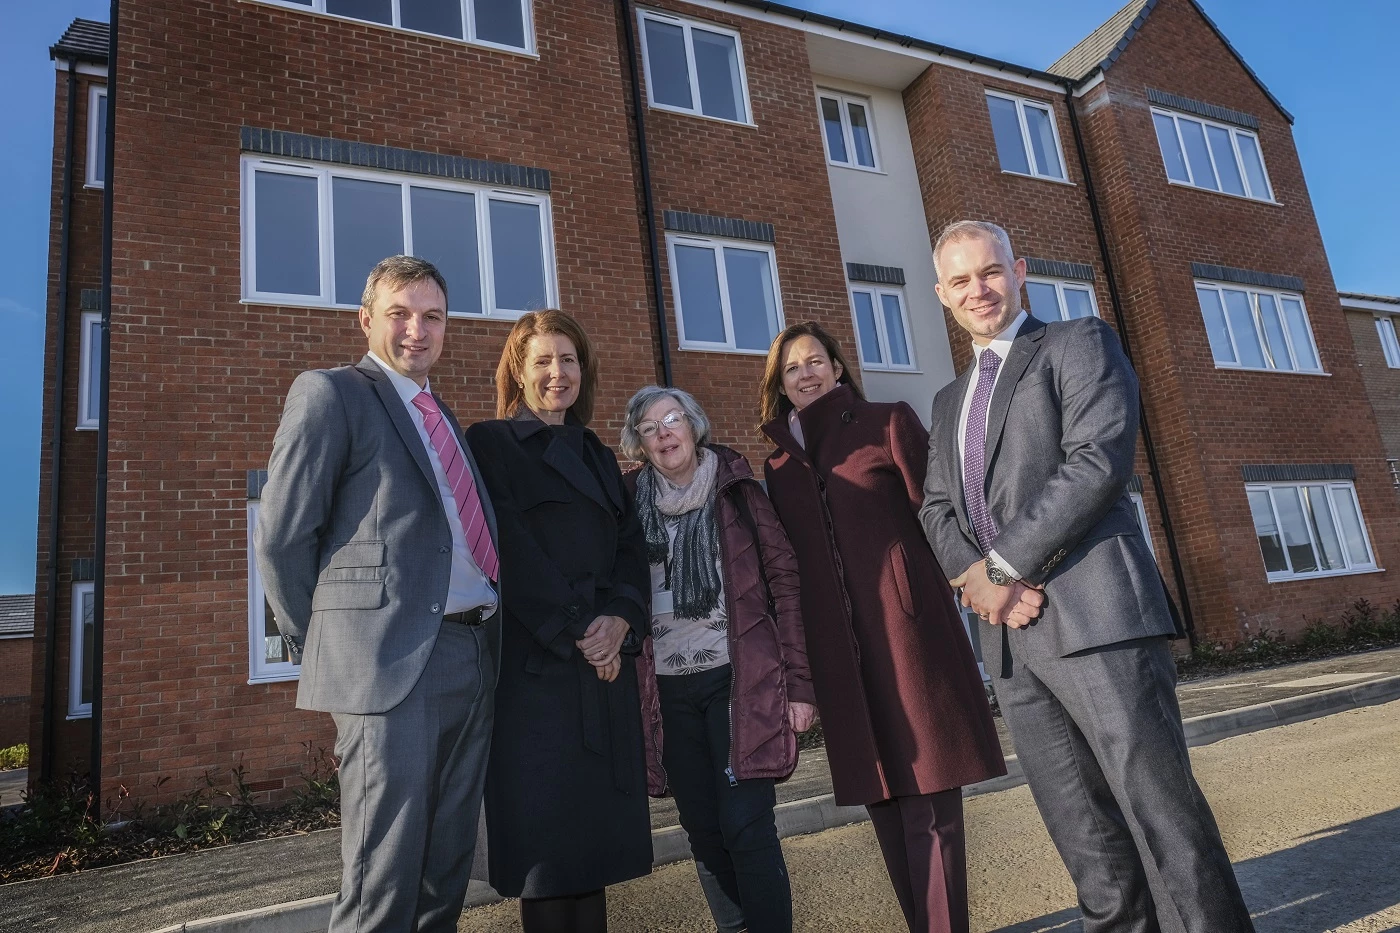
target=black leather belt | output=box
[444,606,489,626]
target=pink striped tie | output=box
[412,391,499,582]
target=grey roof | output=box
[1340,292,1400,306]
[0,595,35,638]
[50,18,110,65]
[1048,0,1292,124]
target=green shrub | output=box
[0,744,27,770]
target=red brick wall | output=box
[1346,309,1400,462]
[1,637,33,749]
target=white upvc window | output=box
[638,9,752,125]
[1194,282,1322,374]
[849,285,915,372]
[241,156,557,318]
[68,582,94,719]
[1129,491,1157,559]
[248,502,300,684]
[1376,315,1400,368]
[985,90,1066,182]
[78,312,102,430]
[1246,481,1378,581]
[1151,108,1274,202]
[254,0,534,52]
[1024,276,1098,324]
[667,234,783,354]
[817,90,879,171]
[85,85,107,189]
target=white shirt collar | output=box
[971,309,1028,365]
[366,350,430,407]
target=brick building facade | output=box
[1,596,36,750]
[31,0,1399,802]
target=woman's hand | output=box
[595,656,621,682]
[576,615,630,664]
[788,701,818,734]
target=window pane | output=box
[85,317,103,419]
[333,177,404,305]
[1062,287,1094,320]
[91,94,108,185]
[1282,298,1320,371]
[1222,289,1265,368]
[474,0,526,48]
[987,95,1031,175]
[1236,134,1271,200]
[820,97,847,163]
[1379,319,1400,367]
[1206,125,1245,196]
[254,171,321,297]
[847,101,875,168]
[402,0,462,38]
[1256,293,1293,370]
[644,19,693,109]
[1302,485,1345,571]
[489,199,547,313]
[1178,118,1218,190]
[1273,487,1319,573]
[1024,104,1063,179]
[1248,489,1288,573]
[1153,113,1189,183]
[263,598,290,665]
[80,589,95,706]
[693,28,743,121]
[1025,281,1062,324]
[723,247,779,351]
[326,0,391,24]
[880,293,910,365]
[852,291,881,364]
[410,187,481,316]
[675,245,725,343]
[1195,287,1235,363]
[1330,486,1372,566]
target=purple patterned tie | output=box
[963,348,1002,554]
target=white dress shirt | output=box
[956,310,1028,580]
[367,352,496,615]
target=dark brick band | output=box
[1241,464,1355,483]
[846,263,905,286]
[663,210,774,243]
[1147,88,1259,131]
[72,558,95,582]
[1192,262,1303,293]
[80,289,102,311]
[1024,257,1094,281]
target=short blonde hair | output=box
[932,220,1015,281]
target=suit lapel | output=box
[983,318,1046,472]
[511,412,613,514]
[358,357,442,505]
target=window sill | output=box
[861,365,922,375]
[648,102,756,129]
[249,670,301,685]
[1000,169,1075,187]
[83,181,104,190]
[1165,178,1280,207]
[829,161,886,176]
[75,424,98,432]
[66,710,92,721]
[1213,363,1330,377]
[1266,565,1385,584]
[238,298,527,321]
[240,0,539,59]
[677,343,769,357]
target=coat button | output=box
[439,546,449,554]
[841,411,853,423]
[431,603,441,613]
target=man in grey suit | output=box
[920,221,1253,932]
[256,255,501,933]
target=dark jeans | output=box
[656,664,792,933]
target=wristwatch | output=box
[984,556,1013,586]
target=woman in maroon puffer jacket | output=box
[622,385,816,933]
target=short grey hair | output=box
[932,220,1016,281]
[620,385,712,462]
[361,254,449,311]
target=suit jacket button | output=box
[439,546,449,554]
[431,603,441,613]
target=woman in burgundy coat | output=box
[759,322,1005,933]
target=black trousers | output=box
[656,664,792,933]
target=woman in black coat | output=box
[464,310,652,933]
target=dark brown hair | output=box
[360,254,449,311]
[495,310,599,425]
[758,321,864,431]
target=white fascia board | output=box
[1072,70,1105,97]
[1340,296,1400,314]
[673,0,1068,95]
[53,61,109,77]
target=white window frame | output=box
[637,8,754,126]
[1194,281,1323,375]
[78,311,101,430]
[1023,275,1100,323]
[984,90,1068,182]
[1129,491,1157,559]
[85,85,106,189]
[666,233,784,355]
[848,284,916,372]
[816,89,880,172]
[1151,107,1275,203]
[250,0,536,54]
[1376,315,1400,368]
[1246,481,1380,582]
[240,156,558,318]
[68,582,93,719]
[248,502,300,684]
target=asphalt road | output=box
[459,699,1400,932]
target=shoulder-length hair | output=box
[758,321,864,431]
[495,310,600,425]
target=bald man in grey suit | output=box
[256,255,501,933]
[919,222,1252,932]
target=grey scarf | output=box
[637,448,722,619]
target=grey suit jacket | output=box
[919,316,1176,661]
[255,355,502,714]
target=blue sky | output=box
[1,0,1397,593]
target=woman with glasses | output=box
[622,384,817,933]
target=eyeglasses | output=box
[637,410,687,438]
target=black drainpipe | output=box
[1062,81,1198,648]
[40,58,81,784]
[91,0,119,805]
[618,0,673,387]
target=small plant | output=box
[1300,618,1344,651]
[0,743,28,770]
[293,743,340,814]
